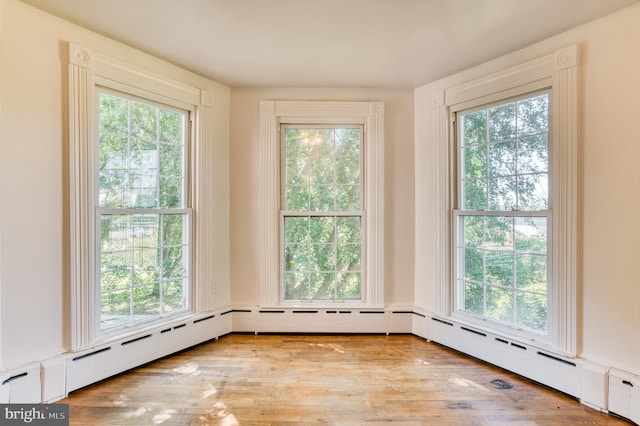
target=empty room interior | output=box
[2,0,640,423]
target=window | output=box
[69,42,219,350]
[429,45,578,354]
[97,90,191,330]
[454,92,550,334]
[281,125,363,300]
[259,101,384,307]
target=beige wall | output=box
[415,3,640,372]
[0,0,230,369]
[230,88,415,307]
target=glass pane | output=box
[463,281,484,315]
[101,215,130,251]
[488,141,516,177]
[285,272,309,299]
[159,110,183,143]
[310,216,335,243]
[159,143,183,178]
[101,289,130,326]
[463,145,487,179]
[162,246,187,279]
[517,94,549,136]
[486,286,513,323]
[285,217,309,243]
[518,135,548,174]
[515,217,547,254]
[130,101,157,140]
[99,94,128,136]
[310,185,335,211]
[310,156,333,185]
[488,176,516,210]
[99,135,128,208]
[309,244,335,272]
[284,244,308,272]
[132,284,160,318]
[101,251,131,290]
[462,110,487,146]
[336,273,361,299]
[286,156,308,186]
[310,272,334,299]
[336,185,360,211]
[336,128,360,156]
[485,216,513,248]
[163,214,185,246]
[336,156,360,185]
[518,173,548,210]
[516,291,547,332]
[485,251,513,287]
[132,248,159,284]
[337,244,360,271]
[488,103,516,141]
[285,186,309,211]
[463,178,487,210]
[159,177,183,208]
[516,253,547,291]
[162,279,186,313]
[337,217,361,243]
[462,216,483,248]
[463,248,483,282]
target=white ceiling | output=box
[19,0,640,88]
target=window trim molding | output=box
[432,45,579,355]
[259,101,385,308]
[68,42,217,350]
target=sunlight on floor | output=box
[448,377,488,390]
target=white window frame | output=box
[68,42,217,350]
[432,45,579,355]
[260,101,384,308]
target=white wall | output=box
[0,0,230,370]
[415,3,640,373]
[230,88,415,308]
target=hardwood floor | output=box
[60,334,630,425]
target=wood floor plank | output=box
[59,334,630,425]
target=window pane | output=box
[463,215,483,248]
[99,212,189,330]
[486,285,513,323]
[516,291,547,332]
[463,281,484,315]
[98,92,186,210]
[463,145,487,179]
[463,248,483,282]
[485,251,513,287]
[463,178,487,210]
[337,217,361,243]
[517,94,549,135]
[132,284,160,318]
[285,272,309,299]
[462,111,487,145]
[159,110,184,143]
[284,244,308,272]
[488,141,516,177]
[281,125,362,301]
[336,273,361,299]
[518,173,548,210]
[518,135,548,174]
[488,103,516,141]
